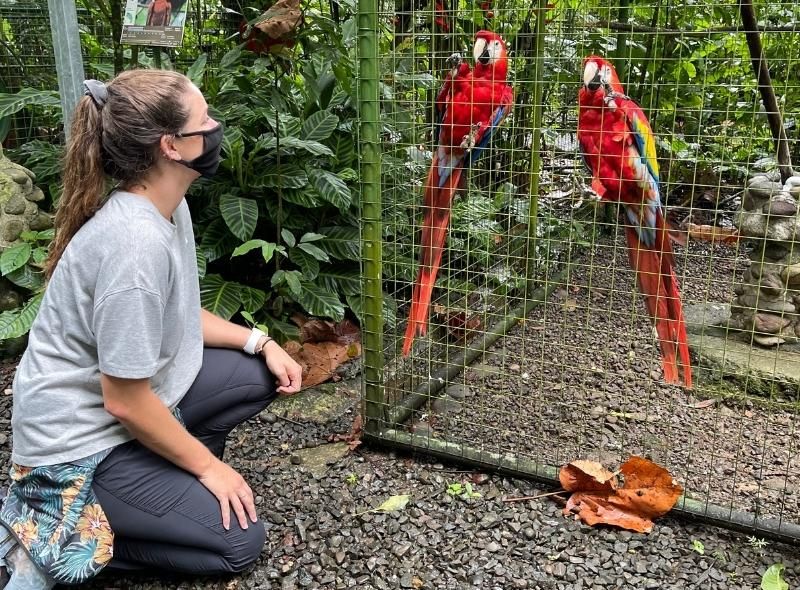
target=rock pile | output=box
[0,143,51,250]
[730,173,800,346]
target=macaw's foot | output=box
[460,123,482,152]
[446,52,463,69]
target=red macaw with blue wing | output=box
[577,56,692,388]
[402,31,514,356]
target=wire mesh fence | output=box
[0,0,232,147]
[359,0,800,542]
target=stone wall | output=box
[729,174,800,346]
[0,143,52,250]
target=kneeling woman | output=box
[0,70,302,587]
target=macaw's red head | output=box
[582,55,624,96]
[473,30,509,79]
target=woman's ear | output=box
[160,134,182,161]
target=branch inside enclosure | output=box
[594,18,800,35]
[502,490,567,503]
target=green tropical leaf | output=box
[252,164,308,189]
[281,189,322,208]
[272,269,303,297]
[0,243,32,275]
[317,226,360,259]
[187,53,208,85]
[0,293,43,340]
[327,133,355,166]
[196,248,207,279]
[231,239,280,263]
[318,267,361,296]
[31,247,47,265]
[761,564,788,590]
[295,281,345,320]
[219,195,258,241]
[298,242,330,262]
[300,232,326,243]
[308,168,352,210]
[199,274,242,320]
[219,47,242,70]
[281,229,296,248]
[0,89,60,119]
[258,135,334,157]
[261,313,300,343]
[200,219,240,263]
[222,127,245,179]
[4,265,44,291]
[239,286,266,314]
[346,292,396,328]
[289,248,320,280]
[231,239,265,257]
[301,110,339,142]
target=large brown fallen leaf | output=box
[559,456,682,533]
[685,223,740,244]
[283,319,361,390]
[253,0,302,39]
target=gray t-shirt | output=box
[11,191,203,466]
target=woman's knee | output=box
[224,520,266,572]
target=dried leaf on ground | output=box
[377,494,410,513]
[328,413,363,450]
[686,223,740,244]
[253,0,302,39]
[283,319,361,389]
[432,304,482,342]
[684,398,715,409]
[560,456,683,533]
[300,318,360,345]
[356,494,411,516]
[559,460,617,494]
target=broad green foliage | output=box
[3,0,800,349]
[0,230,50,341]
[185,1,374,338]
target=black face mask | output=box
[175,123,224,178]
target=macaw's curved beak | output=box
[583,61,602,91]
[473,38,490,65]
[586,75,601,91]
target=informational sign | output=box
[120,0,189,47]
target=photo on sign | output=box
[121,0,189,47]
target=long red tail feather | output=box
[402,166,463,356]
[624,221,693,388]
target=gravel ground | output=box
[422,235,800,524]
[2,237,800,589]
[1,354,800,588]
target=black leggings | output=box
[91,348,277,575]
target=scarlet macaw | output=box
[577,56,692,388]
[402,31,514,356]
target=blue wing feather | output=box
[466,103,511,167]
[621,104,663,248]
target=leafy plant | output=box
[446,481,481,500]
[691,539,705,555]
[761,564,789,590]
[0,229,50,340]
[749,536,770,551]
[182,2,377,340]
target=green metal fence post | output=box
[523,0,548,295]
[357,0,384,431]
[47,0,85,140]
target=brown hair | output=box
[45,69,192,278]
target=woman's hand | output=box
[262,340,303,395]
[197,457,257,530]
